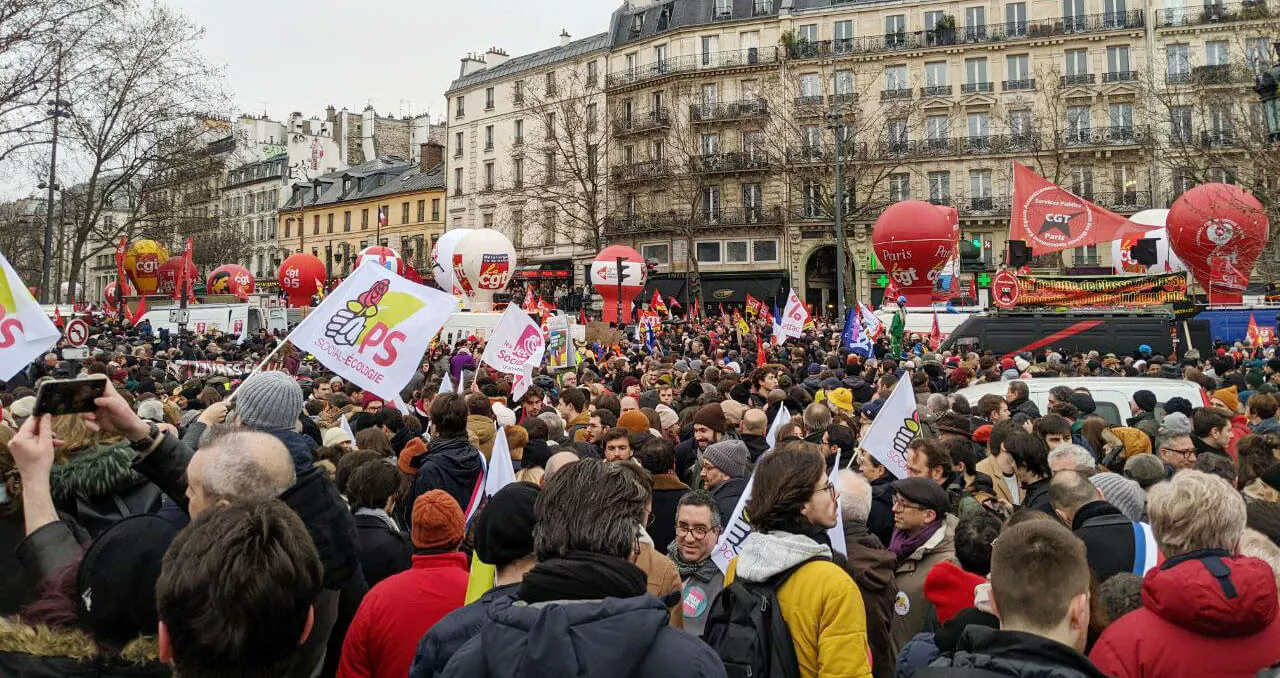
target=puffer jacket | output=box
[409,583,520,678]
[918,625,1108,678]
[0,617,170,677]
[1090,549,1280,678]
[49,441,163,538]
[726,530,873,678]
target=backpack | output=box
[702,557,827,678]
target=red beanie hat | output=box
[924,561,987,624]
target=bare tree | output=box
[56,1,228,302]
[0,0,116,163]
[500,65,612,254]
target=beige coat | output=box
[890,513,959,649]
[976,454,1019,507]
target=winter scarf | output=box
[520,551,648,604]
[889,518,943,561]
[666,539,707,579]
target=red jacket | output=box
[338,551,469,678]
[1090,550,1280,678]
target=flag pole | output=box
[227,338,290,403]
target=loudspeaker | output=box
[1007,240,1029,268]
[1132,238,1158,266]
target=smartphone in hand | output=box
[33,378,107,417]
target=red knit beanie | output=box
[924,561,987,624]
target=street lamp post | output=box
[1256,42,1280,143]
[41,46,70,304]
[826,112,847,320]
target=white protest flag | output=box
[339,415,356,447]
[0,252,59,380]
[857,377,916,479]
[485,425,517,496]
[510,366,534,402]
[481,305,545,379]
[777,288,807,343]
[859,302,884,340]
[764,402,791,449]
[827,451,847,557]
[288,260,456,400]
[711,473,756,574]
[439,370,454,396]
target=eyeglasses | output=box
[816,482,837,500]
[1161,446,1196,457]
[676,523,716,539]
[892,498,927,511]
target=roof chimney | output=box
[560,29,571,47]
[460,53,487,77]
[420,141,444,171]
[485,47,509,68]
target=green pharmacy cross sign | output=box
[876,274,890,286]
[977,273,992,287]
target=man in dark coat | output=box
[837,470,900,678]
[410,394,484,515]
[1050,470,1149,583]
[348,460,412,588]
[636,438,689,552]
[1005,380,1041,419]
[409,482,540,678]
[699,439,750,522]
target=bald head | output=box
[544,451,580,480]
[620,396,639,413]
[186,428,296,517]
[741,408,768,435]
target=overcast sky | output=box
[170,0,609,123]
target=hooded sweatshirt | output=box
[1090,549,1280,678]
[409,436,484,518]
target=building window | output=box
[484,162,495,191]
[726,240,749,263]
[511,210,524,247]
[361,208,369,228]
[889,173,911,201]
[884,65,908,91]
[586,60,599,86]
[701,36,719,65]
[285,218,293,238]
[1167,44,1190,79]
[586,103,598,133]
[485,125,494,151]
[431,199,440,221]
[753,240,778,263]
[514,80,524,103]
[1206,40,1229,66]
[454,167,463,196]
[1006,2,1027,34]
[344,211,351,231]
[965,6,987,39]
[483,212,494,228]
[702,185,721,221]
[1066,105,1092,142]
[454,131,463,157]
[545,71,557,96]
[313,215,319,235]
[964,57,988,87]
[587,143,598,179]
[696,241,722,263]
[1065,49,1088,76]
[926,115,949,142]
[1170,106,1193,142]
[642,243,670,264]
[885,15,905,44]
[969,169,993,198]
[545,112,556,139]
[514,119,524,145]
[514,157,525,187]
[967,112,990,139]
[417,200,425,222]
[1007,54,1030,83]
[1107,45,1130,77]
[925,61,947,87]
[928,171,951,201]
[543,206,556,245]
[485,87,495,110]
[455,95,465,118]
[1069,166,1094,197]
[401,202,410,223]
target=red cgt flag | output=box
[930,311,942,348]
[1010,162,1150,254]
[969,275,978,301]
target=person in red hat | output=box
[338,490,469,678]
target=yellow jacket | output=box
[726,540,873,678]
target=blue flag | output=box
[842,306,873,357]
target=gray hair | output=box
[803,402,833,431]
[677,489,722,530]
[534,458,648,561]
[1156,428,1192,453]
[197,429,295,507]
[1148,470,1246,557]
[137,398,166,423]
[1158,413,1192,438]
[836,469,872,523]
[926,393,950,415]
[538,411,566,441]
[1048,444,1097,470]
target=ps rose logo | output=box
[326,279,390,347]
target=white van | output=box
[439,311,505,347]
[875,307,978,337]
[141,304,284,341]
[955,377,1208,426]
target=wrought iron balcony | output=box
[961,82,994,94]
[784,142,871,164]
[957,195,1013,216]
[793,95,825,108]
[1103,70,1139,82]
[1060,73,1096,86]
[1089,190,1152,212]
[784,11,1143,60]
[610,160,672,185]
[612,109,671,136]
[877,133,1042,158]
[1157,1,1272,26]
[1166,71,1192,84]
[690,99,769,123]
[1200,129,1238,146]
[828,93,859,106]
[1003,78,1037,90]
[920,85,953,97]
[691,151,773,174]
[881,88,913,101]
[605,206,783,235]
[791,200,892,222]
[606,47,781,89]
[1191,63,1253,84]
[1060,125,1148,146]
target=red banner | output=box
[995,272,1187,308]
[1010,162,1149,254]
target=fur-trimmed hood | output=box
[0,617,169,677]
[48,442,148,504]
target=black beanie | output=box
[522,438,553,470]
[77,514,179,646]
[474,482,540,567]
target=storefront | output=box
[642,272,789,312]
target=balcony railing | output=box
[692,151,773,174]
[610,160,672,184]
[784,142,871,164]
[794,95,825,107]
[1200,129,1238,146]
[1003,78,1037,90]
[1103,70,1139,82]
[921,85,953,97]
[612,108,671,136]
[1191,63,1253,84]
[690,99,769,123]
[605,206,783,235]
[1060,125,1148,146]
[828,93,859,106]
[1060,73,1096,86]
[1157,1,1272,26]
[961,81,994,93]
[791,200,892,222]
[606,47,781,89]
[1089,190,1153,212]
[881,87,913,101]
[878,133,1042,158]
[784,11,1143,60]
[1166,71,1192,84]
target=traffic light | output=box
[1007,240,1030,268]
[959,239,983,272]
[1131,238,1158,266]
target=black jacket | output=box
[710,476,748,524]
[409,583,520,678]
[49,441,163,538]
[741,434,770,462]
[868,475,897,547]
[1071,501,1139,583]
[353,510,412,588]
[917,625,1109,678]
[1192,434,1229,459]
[1008,396,1041,419]
[439,594,726,678]
[648,473,690,553]
[674,436,700,486]
[1022,478,1054,516]
[410,436,484,517]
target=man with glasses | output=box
[666,491,724,636]
[888,477,959,649]
[1157,430,1197,477]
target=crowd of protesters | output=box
[1,310,1280,677]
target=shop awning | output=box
[516,263,571,279]
[643,277,688,304]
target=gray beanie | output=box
[136,399,166,423]
[703,439,750,479]
[235,371,303,431]
[1090,472,1145,523]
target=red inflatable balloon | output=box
[589,246,646,323]
[871,201,960,306]
[104,279,133,307]
[1167,183,1269,305]
[208,264,255,297]
[156,256,198,296]
[278,254,327,307]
